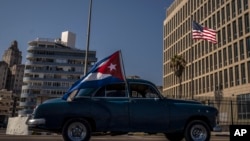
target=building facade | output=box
[163,0,250,100]
[0,61,8,90]
[0,41,24,117]
[19,31,97,116]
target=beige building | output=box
[163,0,250,124]
[163,0,250,99]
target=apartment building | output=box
[163,0,250,100]
[19,31,97,116]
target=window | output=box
[221,8,225,23]
[244,0,248,10]
[223,48,227,66]
[233,20,237,39]
[238,17,243,37]
[241,63,246,84]
[76,88,96,97]
[232,0,236,17]
[218,50,222,68]
[245,13,250,33]
[94,83,126,97]
[217,11,220,27]
[106,84,126,97]
[210,74,214,91]
[214,53,217,70]
[228,45,233,64]
[234,42,238,62]
[222,27,226,45]
[235,65,239,85]
[226,4,230,21]
[247,37,250,57]
[240,40,245,60]
[229,67,234,87]
[237,94,250,119]
[237,0,242,14]
[130,83,159,99]
[224,69,228,88]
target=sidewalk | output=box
[211,131,230,136]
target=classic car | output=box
[26,78,219,141]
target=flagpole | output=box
[191,19,194,100]
[84,0,93,75]
[119,50,129,96]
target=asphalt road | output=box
[0,134,229,141]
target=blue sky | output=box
[0,0,173,86]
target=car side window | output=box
[106,84,126,97]
[93,83,126,98]
[130,83,159,99]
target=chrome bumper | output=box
[213,125,222,132]
[26,116,46,127]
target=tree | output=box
[170,55,187,99]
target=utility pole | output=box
[84,0,93,75]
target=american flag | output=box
[192,21,217,43]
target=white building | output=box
[19,31,97,116]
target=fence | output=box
[197,98,250,131]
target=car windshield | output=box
[75,88,96,97]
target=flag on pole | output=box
[62,50,126,100]
[192,21,217,43]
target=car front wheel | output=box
[184,120,210,141]
[62,118,91,141]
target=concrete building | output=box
[0,41,24,118]
[19,31,97,116]
[0,61,8,90]
[163,0,250,124]
[163,0,250,99]
[0,90,13,116]
[1,40,24,94]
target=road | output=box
[0,134,229,141]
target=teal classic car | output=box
[26,79,219,141]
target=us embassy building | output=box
[163,0,250,123]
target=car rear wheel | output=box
[62,118,91,141]
[184,120,210,141]
[164,132,184,141]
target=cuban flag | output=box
[62,50,126,100]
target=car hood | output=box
[43,98,65,104]
[165,98,202,105]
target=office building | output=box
[0,40,24,117]
[19,31,97,116]
[163,0,250,101]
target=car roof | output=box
[126,78,156,86]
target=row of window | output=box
[165,0,248,39]
[164,36,250,83]
[164,61,250,98]
[164,13,250,63]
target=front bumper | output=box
[213,124,222,132]
[26,115,46,127]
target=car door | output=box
[129,83,170,132]
[91,83,130,131]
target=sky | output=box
[0,0,173,86]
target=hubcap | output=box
[190,124,207,141]
[68,122,87,141]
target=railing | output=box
[198,99,250,131]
